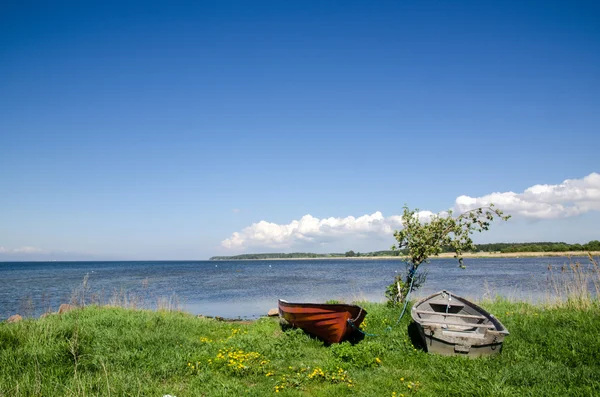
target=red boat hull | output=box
[278,300,367,344]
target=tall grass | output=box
[67,273,183,313]
[546,254,600,308]
[473,254,600,308]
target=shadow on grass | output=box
[408,321,427,351]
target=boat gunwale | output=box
[278,299,365,313]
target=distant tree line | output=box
[480,240,600,253]
[210,241,599,260]
[210,252,346,260]
[345,250,402,257]
[408,240,600,254]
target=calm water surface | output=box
[0,257,593,320]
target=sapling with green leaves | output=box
[387,205,510,305]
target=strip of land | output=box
[432,251,600,259]
[211,241,600,260]
[211,251,600,260]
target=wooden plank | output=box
[427,299,452,304]
[419,320,496,329]
[441,330,486,338]
[415,310,486,320]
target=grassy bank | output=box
[1,299,599,396]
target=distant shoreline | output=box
[432,251,600,259]
[213,251,600,260]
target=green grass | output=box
[1,300,599,396]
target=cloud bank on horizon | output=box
[0,246,45,254]
[221,172,600,251]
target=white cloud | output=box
[454,172,600,219]
[0,246,45,254]
[221,211,431,250]
[0,246,105,261]
[221,172,600,251]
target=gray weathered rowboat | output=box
[411,290,509,357]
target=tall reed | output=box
[67,274,182,313]
[546,253,599,308]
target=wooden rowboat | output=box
[278,299,367,344]
[411,290,509,357]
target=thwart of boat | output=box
[411,290,509,357]
[278,299,366,344]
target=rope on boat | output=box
[350,268,418,338]
[390,269,416,328]
[347,266,419,338]
[347,318,378,337]
[445,291,452,314]
[347,307,378,337]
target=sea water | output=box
[0,256,594,320]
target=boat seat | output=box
[420,319,496,329]
[429,303,465,314]
[427,299,461,305]
[414,310,486,320]
[441,330,486,338]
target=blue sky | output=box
[1,1,599,260]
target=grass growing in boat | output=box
[1,297,599,396]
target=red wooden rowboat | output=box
[278,299,367,344]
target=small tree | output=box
[387,204,510,305]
